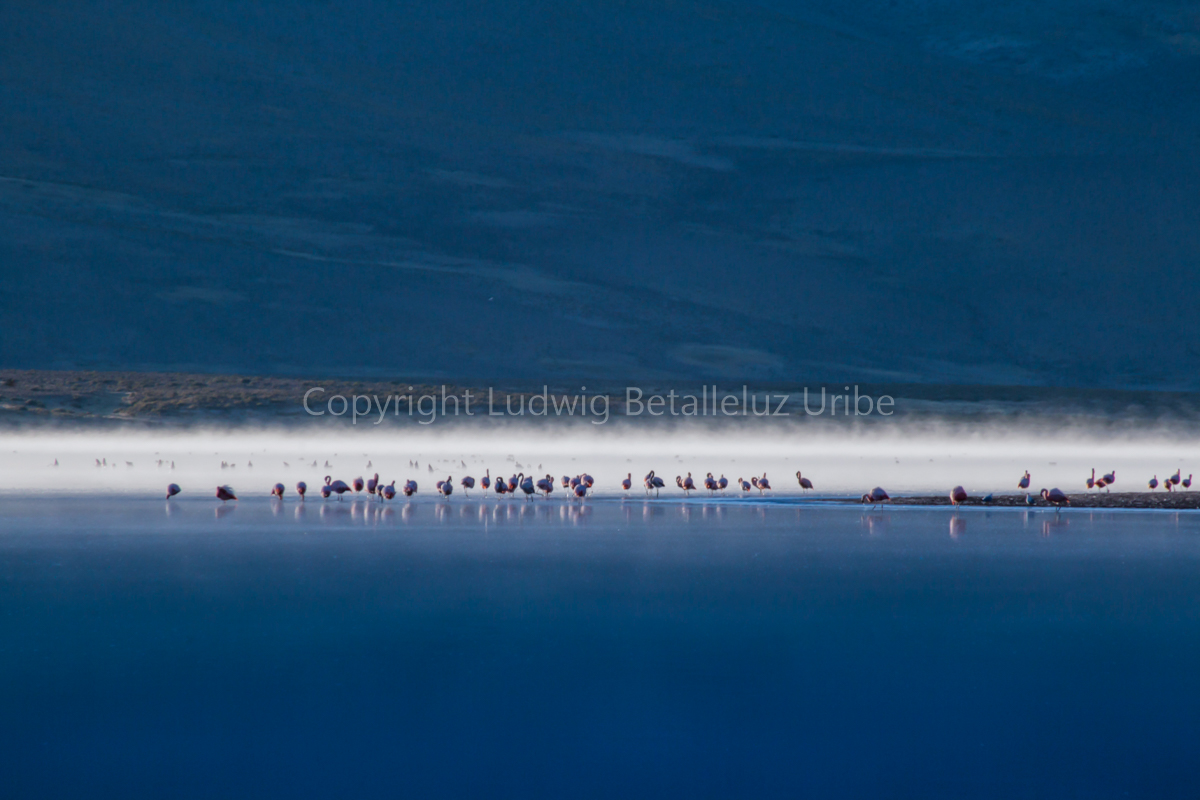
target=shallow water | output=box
[2,496,1199,798]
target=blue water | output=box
[3,497,1199,798]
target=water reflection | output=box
[949,515,967,539]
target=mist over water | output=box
[3,414,1196,497]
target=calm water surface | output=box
[2,497,1199,798]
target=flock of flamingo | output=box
[166,464,1191,509]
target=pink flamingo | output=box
[676,475,690,496]
[518,474,535,500]
[481,470,491,492]
[403,479,417,497]
[440,476,454,499]
[1148,475,1159,490]
[1170,469,1181,487]
[296,481,307,500]
[796,472,814,491]
[739,477,752,494]
[757,474,771,494]
[1086,469,1095,490]
[353,476,364,494]
[718,475,728,491]
[272,483,285,499]
[1041,487,1069,508]
[1102,470,1116,485]
[536,474,554,498]
[704,473,718,494]
[1018,471,1030,490]
[949,485,967,507]
[166,483,181,500]
[323,476,351,500]
[644,470,665,497]
[861,487,889,507]
[216,485,237,502]
[367,473,379,496]
[494,477,508,498]
[461,476,475,496]
[573,482,588,500]
[1182,474,1192,489]
[382,481,396,500]
[622,473,632,492]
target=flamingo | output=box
[1148,475,1159,490]
[757,474,771,494]
[704,473,718,494]
[1181,474,1192,489]
[1102,470,1116,486]
[536,474,554,498]
[1018,471,1031,490]
[1165,478,1174,493]
[1095,476,1107,490]
[1041,487,1069,508]
[718,475,728,491]
[796,472,813,491]
[676,475,690,496]
[382,481,396,500]
[519,473,535,500]
[738,477,752,494]
[440,476,454,500]
[323,475,351,500]
[367,473,379,496]
[297,481,307,500]
[561,475,571,491]
[582,473,595,490]
[166,483,181,500]
[861,487,889,507]
[573,482,588,500]
[353,476,364,494]
[494,477,508,498]
[272,483,285,499]
[216,485,237,502]
[461,475,475,496]
[644,470,665,497]
[622,473,632,492]
[1170,469,1181,488]
[403,479,418,497]
[1086,468,1095,490]
[481,470,491,492]
[949,485,967,507]
[507,474,519,493]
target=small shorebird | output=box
[166,483,181,500]
[216,485,237,502]
[796,472,814,491]
[1018,471,1031,490]
[1041,488,1069,508]
[950,485,967,507]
